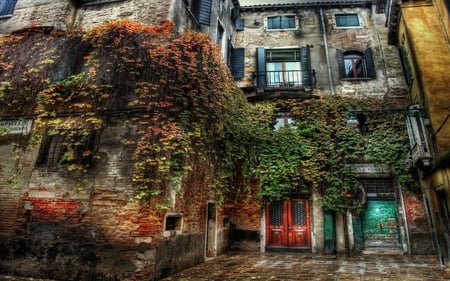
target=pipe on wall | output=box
[319,8,335,95]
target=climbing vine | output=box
[0,20,418,213]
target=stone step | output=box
[362,247,404,255]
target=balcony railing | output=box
[254,70,315,90]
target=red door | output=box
[266,199,311,251]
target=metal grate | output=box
[292,201,306,226]
[269,200,283,226]
[359,178,394,194]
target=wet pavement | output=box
[161,251,450,281]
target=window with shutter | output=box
[230,48,245,79]
[192,0,212,26]
[0,0,18,18]
[255,47,312,89]
[336,48,376,80]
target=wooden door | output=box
[266,199,311,251]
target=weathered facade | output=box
[0,0,243,280]
[228,0,434,255]
[386,0,450,265]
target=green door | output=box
[362,199,401,249]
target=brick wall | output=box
[0,117,219,280]
[403,192,435,254]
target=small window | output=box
[164,214,183,237]
[0,0,18,18]
[334,14,361,28]
[36,129,100,169]
[266,15,297,30]
[336,49,376,80]
[274,113,295,130]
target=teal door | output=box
[362,199,401,249]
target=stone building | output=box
[0,0,243,280]
[226,0,434,255]
[385,0,450,265]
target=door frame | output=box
[265,198,312,252]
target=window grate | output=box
[269,200,283,226]
[359,178,394,194]
[292,201,306,226]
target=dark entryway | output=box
[266,199,311,252]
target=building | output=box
[0,0,244,280]
[227,0,434,255]
[0,0,242,68]
[386,0,450,265]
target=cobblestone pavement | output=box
[161,252,450,281]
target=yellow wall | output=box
[400,3,450,156]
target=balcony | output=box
[245,70,316,101]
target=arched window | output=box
[336,48,376,80]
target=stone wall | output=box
[236,5,409,102]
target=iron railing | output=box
[254,70,315,90]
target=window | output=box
[163,214,183,237]
[266,15,297,30]
[229,47,245,79]
[256,46,312,89]
[274,113,295,130]
[191,0,212,26]
[36,129,100,169]
[399,45,413,85]
[0,0,18,18]
[334,14,361,28]
[336,49,376,80]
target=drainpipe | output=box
[398,184,411,255]
[424,184,445,265]
[319,8,335,95]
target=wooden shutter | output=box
[336,49,346,79]
[256,47,266,89]
[364,48,376,78]
[230,48,245,79]
[0,0,18,17]
[300,46,312,88]
[197,0,212,26]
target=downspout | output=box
[398,184,411,255]
[319,8,335,95]
[424,184,445,265]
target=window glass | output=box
[344,53,364,78]
[335,14,360,27]
[267,15,296,30]
[337,49,375,80]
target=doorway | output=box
[362,199,401,249]
[206,202,216,257]
[266,199,311,252]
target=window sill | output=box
[79,0,123,6]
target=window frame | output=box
[78,0,123,6]
[0,0,18,19]
[36,129,100,170]
[333,13,363,29]
[265,15,298,31]
[336,48,376,80]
